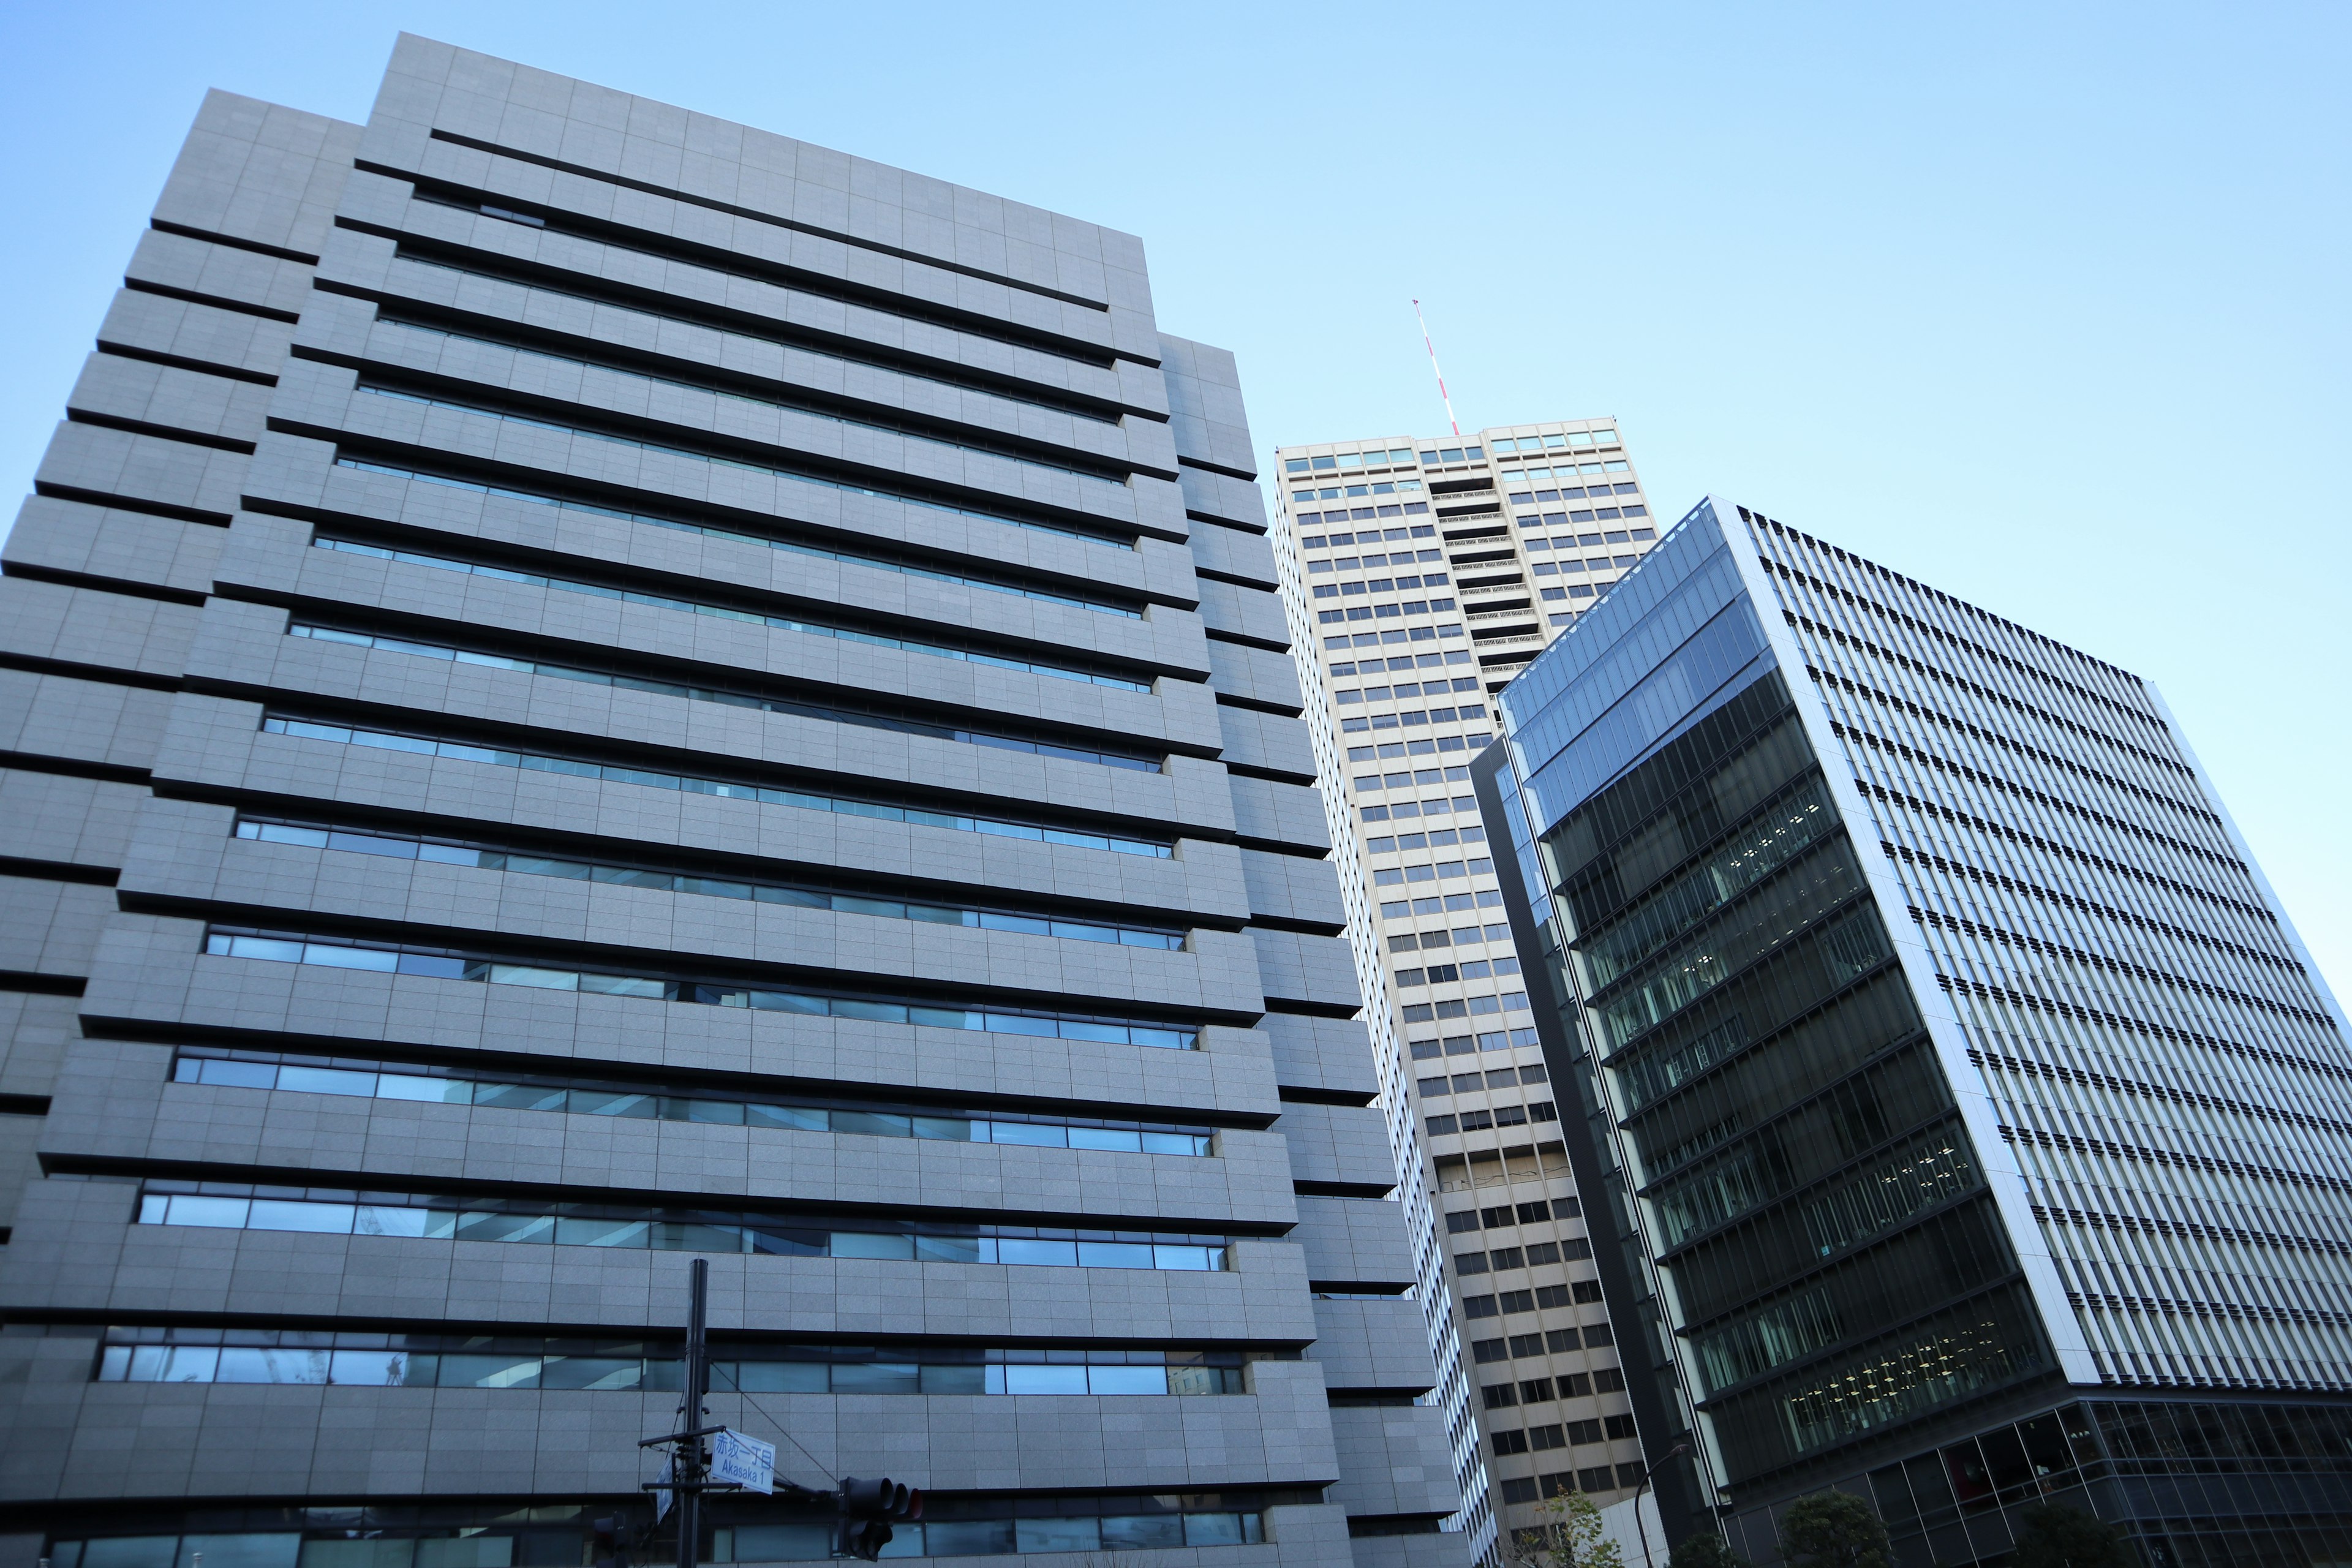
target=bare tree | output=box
[1502,1491,1624,1568]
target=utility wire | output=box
[717,1371,840,1488]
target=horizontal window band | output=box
[1572,777,1838,987]
[1421,1101,1550,1137]
[366,238,1123,423]
[1684,1281,2048,1439]
[97,1014,1269,1127]
[410,138,1117,320]
[233,815,1185,947]
[1760,551,2168,739]
[340,380,1139,549]
[134,1181,1235,1270]
[327,458,1144,616]
[173,1043,1217,1153]
[201,925,1205,1049]
[1653,1115,1985,1275]
[94,1323,1267,1395]
[19,1468,1320,1517]
[1809,659,2220,827]
[2034,1200,2352,1263]
[370,316,1136,488]
[1969,1042,2352,1144]
[1550,718,1814,921]
[307,534,1152,691]
[45,1507,1268,1566]
[285,622,1166,772]
[1639,1054,1956,1264]
[52,1311,1294,1354]
[1882,840,2301,977]
[1587,876,1883,1054]
[252,713,1174,856]
[1622,984,1912,1189]
[1831,715,2242,873]
[1414,1065,1548,1097]
[2064,1285,2352,1333]
[1915,901,2332,1033]
[1607,960,1919,1123]
[1545,685,1806,891]
[1939,968,2343,1088]
[1997,1118,2352,1198]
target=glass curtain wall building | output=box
[1473,497,2352,1565]
[1268,426,1663,1554]
[0,36,1464,1568]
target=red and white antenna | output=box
[1411,298,1461,437]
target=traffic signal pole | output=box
[677,1257,710,1568]
[640,1259,728,1568]
[639,1256,918,1565]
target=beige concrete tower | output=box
[1267,424,1664,1548]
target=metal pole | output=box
[1634,1442,1691,1568]
[676,1257,710,1568]
[1411,298,1462,437]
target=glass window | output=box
[731,1525,831,1562]
[301,1544,415,1568]
[1183,1515,1248,1548]
[922,1523,1012,1557]
[84,1544,178,1568]
[1100,1516,1184,1551]
[831,1361,922,1394]
[1086,1364,1169,1395]
[274,1066,377,1098]
[181,1543,301,1568]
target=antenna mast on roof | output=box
[1411,299,1461,437]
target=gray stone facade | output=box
[0,37,1463,1568]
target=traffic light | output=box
[835,1476,922,1561]
[591,1515,628,1568]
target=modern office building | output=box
[1475,496,2352,1564]
[1267,428,1664,1550]
[0,37,1466,1568]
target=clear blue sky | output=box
[4,1,2346,995]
